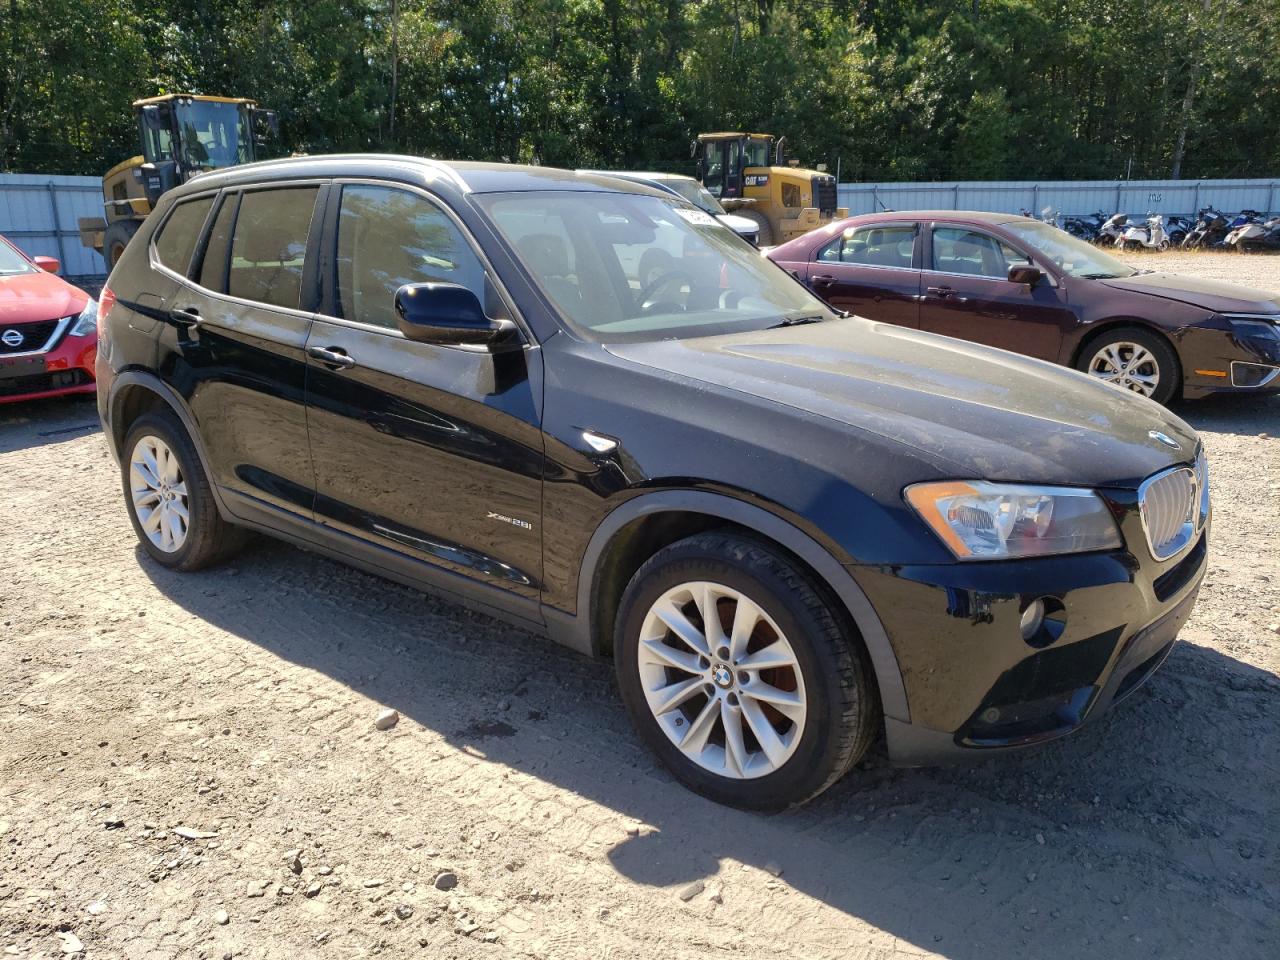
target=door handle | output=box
[169,306,202,327]
[810,274,837,287]
[307,345,356,369]
[925,285,953,297]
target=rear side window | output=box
[227,187,319,310]
[197,193,238,292]
[154,196,214,275]
[818,225,916,268]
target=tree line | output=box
[2,0,1277,183]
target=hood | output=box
[0,270,88,325]
[607,318,1198,489]
[1098,272,1280,315]
[716,212,760,238]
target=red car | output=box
[767,211,1280,405]
[0,234,97,404]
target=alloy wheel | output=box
[1087,341,1161,398]
[636,580,807,779]
[129,434,190,553]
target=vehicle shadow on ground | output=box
[1174,391,1280,438]
[0,395,99,454]
[142,541,1278,960]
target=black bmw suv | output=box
[96,156,1209,809]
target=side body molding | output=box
[556,490,910,723]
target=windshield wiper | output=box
[768,314,828,329]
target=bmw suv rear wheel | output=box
[615,532,879,810]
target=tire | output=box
[614,531,879,810]
[103,219,140,270]
[121,410,248,571]
[1075,326,1181,406]
[735,209,774,246]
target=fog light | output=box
[1020,599,1045,641]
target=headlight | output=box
[905,481,1123,560]
[69,300,98,337]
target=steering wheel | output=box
[638,269,695,314]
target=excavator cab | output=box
[696,133,774,201]
[81,94,279,268]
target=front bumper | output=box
[1179,318,1280,399]
[0,329,97,404]
[856,487,1207,765]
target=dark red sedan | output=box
[767,211,1280,405]
[0,234,97,404]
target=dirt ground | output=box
[1,252,1277,960]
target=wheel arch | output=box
[565,490,910,723]
[1070,318,1182,372]
[107,370,232,519]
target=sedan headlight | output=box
[69,300,98,337]
[905,481,1123,560]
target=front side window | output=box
[0,238,35,276]
[479,191,833,343]
[153,196,214,275]
[335,185,488,330]
[744,138,771,167]
[227,187,318,310]
[932,227,1030,279]
[818,225,916,269]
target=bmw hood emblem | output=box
[1148,430,1181,451]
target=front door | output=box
[303,182,545,604]
[918,225,1072,361]
[701,139,743,201]
[164,184,322,517]
[807,222,921,328]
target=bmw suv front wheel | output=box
[614,532,880,810]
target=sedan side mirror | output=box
[394,282,516,347]
[32,255,60,273]
[1008,263,1043,286]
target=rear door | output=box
[918,224,1072,361]
[303,181,544,605]
[158,183,323,518]
[806,222,921,328]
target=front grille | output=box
[0,318,61,355]
[0,368,91,398]
[813,176,837,216]
[1138,459,1205,560]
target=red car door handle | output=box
[810,274,837,286]
[925,285,953,297]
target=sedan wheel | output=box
[129,434,190,553]
[1086,341,1162,398]
[637,580,806,779]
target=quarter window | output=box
[153,196,214,275]
[335,185,487,330]
[227,187,319,310]
[818,225,916,268]
[196,193,238,292]
[932,227,1031,279]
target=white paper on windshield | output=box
[675,208,717,227]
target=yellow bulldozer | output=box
[693,132,846,246]
[79,94,278,269]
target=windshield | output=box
[661,178,727,216]
[477,191,832,342]
[174,101,251,171]
[0,238,35,276]
[1003,220,1138,279]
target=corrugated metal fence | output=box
[0,174,106,279]
[838,178,1280,219]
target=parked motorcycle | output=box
[1164,214,1194,247]
[1097,212,1129,246]
[1224,214,1280,251]
[1064,210,1108,242]
[1182,207,1230,248]
[1117,213,1170,251]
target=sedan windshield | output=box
[477,191,833,342]
[0,239,35,276]
[1003,220,1138,279]
[660,178,728,216]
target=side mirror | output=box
[394,282,516,347]
[1008,263,1043,286]
[32,255,60,273]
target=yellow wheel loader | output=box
[693,132,846,246]
[79,94,278,269]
